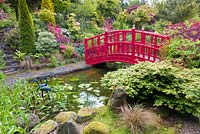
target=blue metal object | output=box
[34,78,52,100]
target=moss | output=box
[55,111,77,124]
[93,106,131,134]
[83,121,110,134]
[18,0,35,53]
[33,120,57,134]
[78,108,96,117]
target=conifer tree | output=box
[18,0,35,53]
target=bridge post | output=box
[104,31,109,58]
[141,29,146,59]
[132,29,136,61]
[84,38,88,63]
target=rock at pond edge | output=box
[57,119,80,134]
[83,121,110,134]
[55,111,77,124]
[76,108,96,123]
[109,88,127,113]
[33,120,58,134]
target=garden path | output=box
[5,61,91,85]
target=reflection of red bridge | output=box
[84,29,170,65]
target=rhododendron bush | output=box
[164,19,200,41]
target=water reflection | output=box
[49,68,111,111]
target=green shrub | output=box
[4,27,20,49]
[18,0,35,53]
[167,39,200,68]
[65,45,74,59]
[38,9,56,24]
[35,31,59,53]
[0,3,16,28]
[101,62,200,118]
[49,55,58,67]
[66,13,80,41]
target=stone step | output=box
[4,54,14,59]
[4,70,18,76]
[5,60,19,66]
[2,65,19,71]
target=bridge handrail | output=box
[84,29,170,65]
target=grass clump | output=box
[120,105,162,134]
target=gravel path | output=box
[5,61,91,85]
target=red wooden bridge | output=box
[84,29,170,65]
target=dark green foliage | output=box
[101,62,200,118]
[18,0,35,53]
[53,0,71,13]
[155,0,199,23]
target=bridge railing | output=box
[84,29,170,65]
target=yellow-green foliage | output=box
[65,45,74,59]
[83,121,110,134]
[41,0,54,12]
[38,9,56,24]
[18,0,35,53]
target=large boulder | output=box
[109,88,127,112]
[33,120,58,134]
[76,108,96,123]
[83,121,110,134]
[55,111,77,124]
[16,113,40,130]
[57,120,80,134]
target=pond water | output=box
[49,68,111,112]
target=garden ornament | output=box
[34,78,52,100]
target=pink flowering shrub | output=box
[48,23,70,44]
[164,20,200,41]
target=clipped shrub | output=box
[4,27,20,49]
[35,31,59,53]
[18,0,35,53]
[101,62,200,118]
[83,121,110,134]
[38,9,56,24]
[120,105,161,134]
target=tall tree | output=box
[18,0,35,53]
[96,0,122,19]
[155,0,199,23]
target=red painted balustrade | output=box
[84,29,170,65]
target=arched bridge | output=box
[84,29,170,65]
